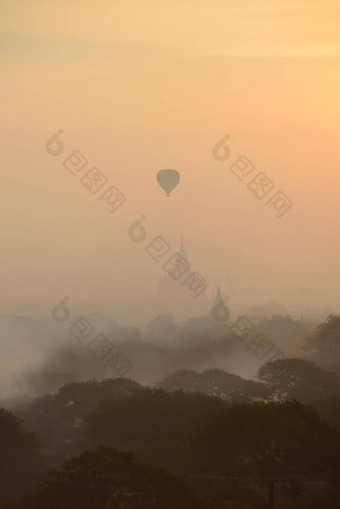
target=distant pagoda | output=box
[156,237,222,318]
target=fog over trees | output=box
[1,312,340,508]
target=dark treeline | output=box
[1,315,340,508]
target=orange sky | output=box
[1,0,340,319]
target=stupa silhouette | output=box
[156,237,221,318]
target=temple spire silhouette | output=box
[213,286,223,307]
[154,237,220,319]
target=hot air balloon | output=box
[156,169,180,197]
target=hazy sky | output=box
[1,0,340,316]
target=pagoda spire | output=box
[213,286,223,307]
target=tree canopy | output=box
[84,387,226,472]
[305,315,340,373]
[192,400,340,508]
[8,447,204,509]
[159,368,269,402]
[0,407,43,505]
[258,359,340,403]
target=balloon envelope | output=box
[156,169,180,196]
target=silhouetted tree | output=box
[84,388,226,472]
[159,368,269,402]
[257,315,308,356]
[0,408,43,505]
[17,377,141,466]
[258,359,340,403]
[313,397,340,431]
[8,447,204,508]
[193,400,340,509]
[305,315,340,373]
